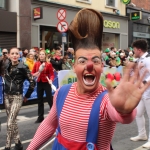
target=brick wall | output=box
[131,0,150,11]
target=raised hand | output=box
[105,62,150,114]
[33,72,40,78]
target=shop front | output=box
[0,10,17,50]
[31,1,128,51]
[103,14,128,50]
[126,6,150,50]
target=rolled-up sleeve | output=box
[107,100,136,124]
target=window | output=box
[76,0,91,4]
[0,0,7,10]
[106,0,117,8]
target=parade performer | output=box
[27,8,150,150]
[3,48,35,150]
[130,39,150,148]
[32,50,54,123]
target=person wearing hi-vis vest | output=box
[27,8,150,150]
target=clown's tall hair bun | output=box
[69,8,103,51]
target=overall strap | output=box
[86,90,108,143]
[56,83,72,133]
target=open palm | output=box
[106,62,150,114]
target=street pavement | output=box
[0,103,150,150]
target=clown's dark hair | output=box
[68,8,103,51]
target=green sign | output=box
[122,0,131,4]
[130,11,142,20]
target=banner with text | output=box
[58,66,124,87]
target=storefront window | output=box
[102,33,119,50]
[0,0,7,10]
[133,23,149,33]
[40,25,66,50]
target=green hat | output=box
[51,52,55,55]
[129,47,133,51]
[45,49,50,54]
[129,57,134,62]
[105,48,110,53]
[116,51,119,54]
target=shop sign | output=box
[121,0,131,4]
[130,11,142,20]
[104,20,120,29]
[33,7,43,20]
[133,32,150,39]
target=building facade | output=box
[2,0,128,50]
[31,0,128,50]
[0,0,17,50]
[126,0,150,50]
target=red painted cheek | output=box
[86,62,93,72]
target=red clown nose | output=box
[86,62,93,72]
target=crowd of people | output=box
[102,46,135,67]
[0,46,75,73]
[0,44,137,74]
[0,8,150,150]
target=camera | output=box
[3,52,7,55]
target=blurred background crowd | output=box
[0,45,137,73]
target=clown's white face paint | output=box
[73,48,103,94]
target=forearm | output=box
[27,90,59,150]
[107,101,136,124]
[27,116,58,150]
[25,74,35,98]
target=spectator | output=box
[32,50,55,123]
[18,48,23,62]
[25,53,35,71]
[116,51,121,66]
[107,51,117,67]
[3,48,35,150]
[0,49,10,68]
[104,48,110,62]
[67,47,74,59]
[22,48,29,63]
[62,57,72,70]
[120,52,126,66]
[50,50,63,71]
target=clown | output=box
[27,8,150,150]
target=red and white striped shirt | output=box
[27,83,136,150]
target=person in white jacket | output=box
[130,39,150,148]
